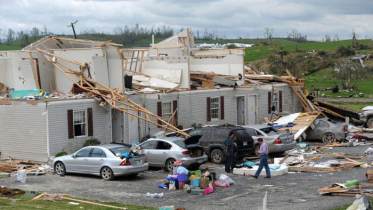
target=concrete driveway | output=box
[1,144,372,210]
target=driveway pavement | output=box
[1,144,372,210]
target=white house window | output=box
[211,97,220,120]
[162,102,172,123]
[73,110,87,137]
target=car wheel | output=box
[165,159,176,172]
[254,144,261,157]
[101,166,114,180]
[54,162,66,175]
[211,149,225,164]
[367,118,373,128]
[322,132,336,144]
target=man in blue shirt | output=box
[252,138,271,179]
[224,132,234,173]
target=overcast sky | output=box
[1,0,372,40]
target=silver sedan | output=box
[305,118,348,143]
[242,125,296,156]
[138,136,208,172]
[53,144,148,180]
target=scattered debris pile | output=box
[0,159,51,176]
[281,142,373,173]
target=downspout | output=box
[46,102,50,159]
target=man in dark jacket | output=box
[224,132,234,173]
[231,135,238,172]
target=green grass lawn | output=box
[328,101,371,112]
[245,39,372,62]
[0,45,22,51]
[0,193,157,210]
[304,68,373,98]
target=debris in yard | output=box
[16,167,27,183]
[0,159,51,175]
[44,194,63,202]
[146,192,164,198]
[32,193,127,209]
[0,188,25,197]
[366,170,373,182]
[67,202,80,205]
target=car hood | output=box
[53,154,74,162]
[184,135,202,145]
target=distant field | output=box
[0,45,22,51]
[245,39,372,62]
[304,68,373,98]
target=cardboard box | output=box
[202,80,215,88]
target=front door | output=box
[248,95,257,125]
[236,96,245,125]
[112,109,123,142]
[87,148,108,173]
[128,110,139,144]
[68,148,91,172]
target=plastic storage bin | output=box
[191,178,200,187]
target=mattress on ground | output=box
[233,164,288,176]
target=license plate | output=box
[243,142,248,146]
[198,159,203,163]
[134,160,141,165]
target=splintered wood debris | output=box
[0,160,50,175]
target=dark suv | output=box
[189,125,255,164]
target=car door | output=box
[87,148,108,174]
[140,141,157,166]
[68,148,91,172]
[154,141,172,166]
[314,121,330,139]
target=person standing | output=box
[224,132,234,173]
[230,135,238,172]
[252,138,271,179]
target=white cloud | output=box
[0,0,372,39]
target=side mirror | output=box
[72,154,76,158]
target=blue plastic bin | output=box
[191,179,200,187]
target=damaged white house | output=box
[0,29,303,162]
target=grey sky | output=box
[1,0,372,39]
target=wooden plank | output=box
[289,164,355,172]
[291,86,309,112]
[32,192,47,201]
[49,80,53,92]
[61,196,127,209]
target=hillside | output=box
[0,45,22,51]
[245,39,372,62]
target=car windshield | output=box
[173,140,186,149]
[260,127,279,134]
[109,147,131,155]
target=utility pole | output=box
[67,20,78,39]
